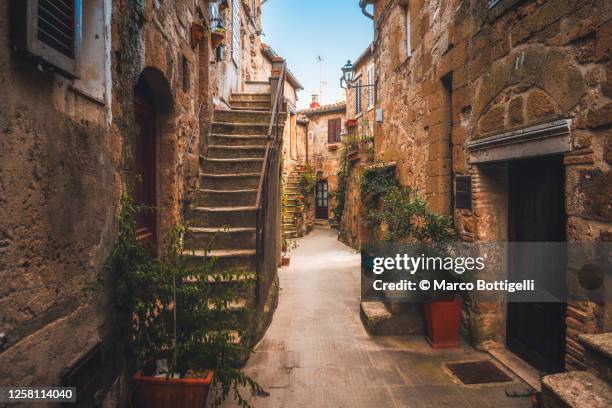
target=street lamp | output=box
[340,60,376,89]
[340,60,354,89]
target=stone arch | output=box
[472,44,587,138]
[475,84,562,137]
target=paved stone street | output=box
[223,227,533,407]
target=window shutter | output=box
[11,0,81,78]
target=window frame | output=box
[327,118,342,143]
[231,0,241,67]
[13,0,83,78]
[355,78,362,115]
[367,64,375,110]
[405,3,411,58]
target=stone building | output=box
[352,0,612,384]
[0,0,283,404]
[298,100,347,223]
[340,43,376,248]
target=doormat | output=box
[446,360,512,384]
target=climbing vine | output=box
[298,163,316,206]
[360,165,456,245]
[333,143,350,224]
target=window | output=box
[355,78,362,115]
[11,0,83,78]
[231,0,241,67]
[405,4,411,57]
[328,118,341,143]
[367,64,375,109]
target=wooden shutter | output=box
[328,118,341,143]
[10,0,81,78]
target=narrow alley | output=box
[223,227,532,408]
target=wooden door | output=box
[507,156,566,373]
[133,95,157,244]
[315,179,329,219]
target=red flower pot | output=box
[281,255,290,266]
[424,300,461,349]
[132,370,213,408]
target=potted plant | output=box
[281,238,297,267]
[360,166,460,348]
[345,119,357,128]
[106,193,264,408]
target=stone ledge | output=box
[541,371,612,408]
[579,333,612,361]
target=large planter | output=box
[132,371,214,408]
[424,300,461,349]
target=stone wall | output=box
[0,0,211,400]
[360,0,612,370]
[300,104,347,221]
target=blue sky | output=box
[261,0,373,109]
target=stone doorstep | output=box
[542,371,612,408]
[488,348,542,392]
[579,333,612,362]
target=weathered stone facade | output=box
[353,0,612,372]
[0,0,270,402]
[299,102,347,222]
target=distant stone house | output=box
[356,0,611,378]
[0,0,276,404]
[298,101,347,222]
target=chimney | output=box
[310,94,320,109]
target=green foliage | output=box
[333,145,349,224]
[360,166,456,245]
[105,192,263,407]
[298,164,316,206]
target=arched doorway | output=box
[133,68,173,245]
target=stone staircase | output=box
[283,168,303,239]
[542,333,612,407]
[185,92,281,345]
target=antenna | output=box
[317,55,327,104]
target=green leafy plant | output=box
[105,192,264,407]
[360,165,455,245]
[298,164,316,206]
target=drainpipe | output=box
[359,0,373,19]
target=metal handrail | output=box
[255,62,286,210]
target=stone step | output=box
[284,231,298,239]
[185,249,256,272]
[230,93,271,102]
[210,134,269,147]
[212,122,270,136]
[542,371,611,408]
[190,206,257,228]
[201,157,264,174]
[579,333,612,383]
[214,109,272,124]
[360,301,423,335]
[231,104,270,112]
[200,173,260,190]
[207,145,267,159]
[184,227,256,251]
[193,188,257,207]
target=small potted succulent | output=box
[106,193,264,408]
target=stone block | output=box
[595,22,612,62]
[479,105,506,134]
[508,96,524,126]
[587,102,612,128]
[542,371,611,408]
[526,89,557,121]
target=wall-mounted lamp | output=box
[340,60,375,90]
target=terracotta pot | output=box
[423,300,461,349]
[211,31,225,49]
[345,119,357,128]
[281,255,290,266]
[132,370,213,408]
